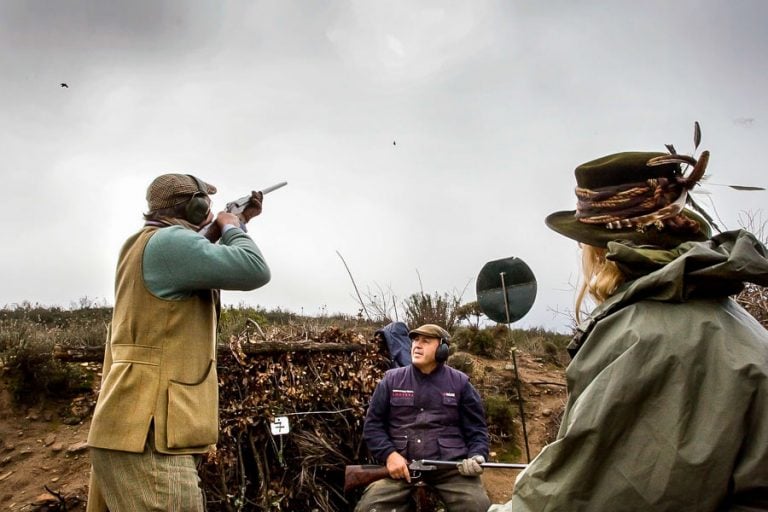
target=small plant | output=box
[483,394,519,461]
[503,327,571,367]
[484,395,516,433]
[402,291,462,330]
[219,303,270,341]
[0,307,97,405]
[451,326,497,357]
[455,301,484,328]
[1,336,93,404]
[447,351,474,377]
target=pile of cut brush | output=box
[200,323,390,512]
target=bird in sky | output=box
[60,83,68,88]
[393,140,396,146]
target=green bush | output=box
[447,351,474,377]
[483,394,519,461]
[0,306,98,405]
[451,326,497,357]
[219,304,270,341]
[484,394,516,432]
[402,292,461,330]
[1,335,93,404]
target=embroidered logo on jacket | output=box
[392,389,414,398]
[443,392,456,398]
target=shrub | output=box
[1,334,93,404]
[455,301,484,328]
[402,292,461,330]
[499,327,571,367]
[219,304,270,341]
[484,395,516,433]
[0,307,97,405]
[447,351,474,377]
[483,394,519,461]
[451,326,497,358]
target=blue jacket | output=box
[375,321,412,368]
[363,364,489,464]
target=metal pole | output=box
[500,272,531,463]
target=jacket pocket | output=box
[437,436,467,461]
[167,360,218,448]
[390,394,415,407]
[441,392,458,406]
[393,436,408,456]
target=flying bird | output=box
[60,83,68,88]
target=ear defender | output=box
[435,337,450,363]
[185,175,210,225]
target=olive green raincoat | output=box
[490,230,768,511]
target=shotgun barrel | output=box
[419,459,528,470]
[343,459,527,493]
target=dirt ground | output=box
[479,352,567,504]
[0,352,566,510]
[0,378,93,510]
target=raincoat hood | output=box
[570,229,768,356]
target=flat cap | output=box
[408,324,450,341]
[146,173,217,211]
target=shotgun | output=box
[344,459,527,492]
[200,181,287,242]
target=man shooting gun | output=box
[86,173,274,512]
[353,324,492,512]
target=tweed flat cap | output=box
[408,324,450,341]
[146,173,217,211]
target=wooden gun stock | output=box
[344,465,391,493]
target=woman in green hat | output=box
[491,143,768,511]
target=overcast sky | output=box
[1,1,766,332]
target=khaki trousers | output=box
[88,442,204,512]
[354,469,491,512]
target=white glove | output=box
[457,455,485,476]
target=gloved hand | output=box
[238,190,264,224]
[457,455,485,476]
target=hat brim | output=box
[408,325,449,340]
[408,329,439,340]
[545,209,711,248]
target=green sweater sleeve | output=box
[143,225,271,299]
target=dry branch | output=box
[54,340,373,363]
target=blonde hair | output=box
[575,245,626,323]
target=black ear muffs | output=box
[185,175,210,225]
[435,337,450,363]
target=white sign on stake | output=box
[270,416,290,436]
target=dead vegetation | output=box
[199,326,389,511]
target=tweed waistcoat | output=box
[87,227,218,454]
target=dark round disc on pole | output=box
[476,256,537,324]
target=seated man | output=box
[355,324,491,512]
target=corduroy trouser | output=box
[89,440,204,512]
[354,469,490,512]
